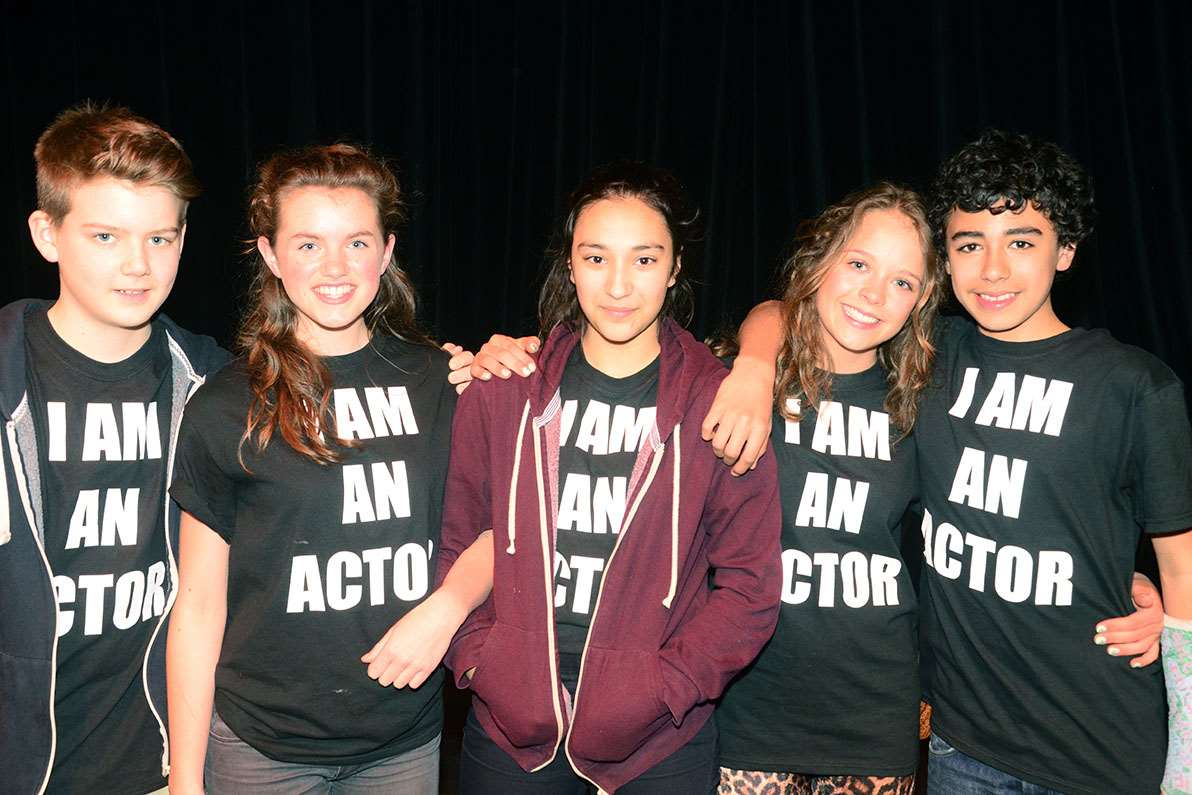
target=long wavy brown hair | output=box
[237,143,432,468]
[775,182,943,435]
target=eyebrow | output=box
[82,223,179,235]
[1004,226,1042,236]
[576,242,666,250]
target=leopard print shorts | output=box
[718,767,916,795]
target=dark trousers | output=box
[459,707,719,794]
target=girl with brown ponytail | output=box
[166,144,490,794]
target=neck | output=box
[820,348,877,375]
[581,320,662,378]
[299,319,371,357]
[46,302,152,363]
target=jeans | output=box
[459,706,719,794]
[203,709,440,794]
[927,733,1064,795]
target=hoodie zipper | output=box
[562,425,670,791]
[8,404,60,795]
[140,334,206,779]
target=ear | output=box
[382,232,396,271]
[177,222,188,258]
[27,210,60,263]
[668,255,681,288]
[1056,244,1075,273]
[568,259,575,285]
[258,236,281,278]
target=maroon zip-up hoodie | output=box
[437,319,781,793]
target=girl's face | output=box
[814,207,928,373]
[258,186,395,356]
[569,196,678,374]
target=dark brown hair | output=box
[237,143,432,467]
[537,161,698,337]
[776,182,943,434]
[34,102,200,223]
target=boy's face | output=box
[943,201,1074,342]
[28,177,186,342]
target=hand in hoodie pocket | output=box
[567,646,670,762]
[469,622,561,748]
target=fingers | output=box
[447,353,475,385]
[469,334,538,381]
[1129,642,1161,669]
[701,403,724,442]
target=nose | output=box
[606,260,631,299]
[122,243,151,277]
[321,248,348,277]
[858,274,884,306]
[980,248,1009,283]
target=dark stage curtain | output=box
[2,0,1188,400]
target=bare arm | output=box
[166,511,230,794]
[1155,531,1192,618]
[701,300,783,475]
[362,530,495,688]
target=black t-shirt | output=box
[717,364,920,776]
[25,308,172,795]
[552,347,659,665]
[916,317,1192,794]
[170,336,455,765]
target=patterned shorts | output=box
[718,768,916,795]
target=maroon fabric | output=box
[437,319,781,793]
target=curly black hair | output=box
[928,130,1096,260]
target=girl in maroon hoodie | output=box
[438,162,782,793]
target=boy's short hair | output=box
[928,130,1095,259]
[34,102,200,223]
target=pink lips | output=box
[602,306,635,319]
[974,291,1017,311]
[313,284,356,305]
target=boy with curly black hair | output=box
[917,130,1192,794]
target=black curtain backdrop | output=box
[2,0,1189,401]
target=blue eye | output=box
[149,236,172,246]
[299,242,316,251]
[350,240,367,249]
[895,278,913,290]
[94,232,114,243]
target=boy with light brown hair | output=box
[0,103,228,794]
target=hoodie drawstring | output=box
[506,400,532,554]
[0,427,10,545]
[661,424,680,608]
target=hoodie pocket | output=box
[469,622,559,748]
[568,647,669,762]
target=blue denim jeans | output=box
[203,709,440,794]
[927,733,1063,795]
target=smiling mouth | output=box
[842,304,880,326]
[114,289,149,297]
[975,291,1017,308]
[314,285,355,302]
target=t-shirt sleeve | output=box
[170,385,241,542]
[1130,381,1192,535]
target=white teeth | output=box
[979,293,1014,303]
[315,285,352,298]
[842,304,879,325]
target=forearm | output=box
[735,300,783,367]
[437,529,494,614]
[166,593,225,791]
[1156,530,1192,619]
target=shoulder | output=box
[931,313,974,350]
[155,314,232,376]
[185,359,251,420]
[1072,329,1184,396]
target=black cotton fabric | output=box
[552,345,659,661]
[25,307,171,795]
[170,336,455,765]
[717,364,919,776]
[916,317,1192,794]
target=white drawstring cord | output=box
[506,400,532,554]
[661,424,680,608]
